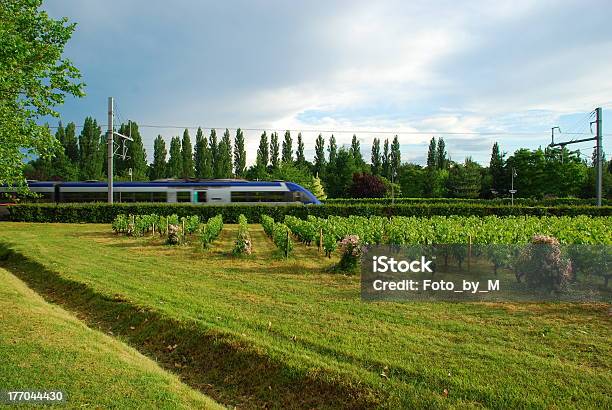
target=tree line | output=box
[26,118,612,199]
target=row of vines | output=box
[284,215,611,283]
[285,215,611,253]
[261,215,294,257]
[111,213,223,248]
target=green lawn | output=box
[0,222,610,409]
[0,266,221,409]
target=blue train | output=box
[1,179,321,205]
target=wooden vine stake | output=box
[468,234,472,272]
[285,228,290,259]
[319,228,323,254]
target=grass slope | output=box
[0,267,221,409]
[0,222,611,409]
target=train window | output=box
[134,192,153,202]
[115,192,167,202]
[176,191,192,202]
[195,191,207,203]
[230,191,287,202]
[151,192,167,202]
[61,191,107,202]
[118,192,136,202]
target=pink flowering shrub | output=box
[515,235,572,292]
[336,235,363,273]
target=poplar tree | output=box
[256,131,269,169]
[390,135,401,179]
[270,132,280,170]
[194,127,203,177]
[234,128,246,177]
[489,142,505,192]
[209,129,218,176]
[371,137,381,175]
[436,137,447,169]
[114,121,147,180]
[427,137,437,169]
[64,122,79,164]
[350,134,364,167]
[43,123,77,180]
[295,132,306,167]
[167,136,182,178]
[313,134,326,177]
[194,127,213,178]
[130,122,148,180]
[215,129,232,178]
[328,135,337,164]
[282,130,293,163]
[382,138,390,178]
[150,135,167,180]
[55,122,66,149]
[78,117,103,180]
[181,128,194,178]
[54,125,78,180]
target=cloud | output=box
[43,0,612,165]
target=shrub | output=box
[349,173,387,198]
[336,235,363,273]
[167,224,180,245]
[515,235,572,292]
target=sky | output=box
[43,0,612,166]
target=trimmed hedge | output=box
[324,197,612,206]
[4,202,611,223]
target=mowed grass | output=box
[1,222,611,409]
[0,267,221,409]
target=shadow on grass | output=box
[0,242,381,410]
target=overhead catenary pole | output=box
[106,97,133,204]
[549,107,603,207]
[596,107,603,207]
[107,97,114,203]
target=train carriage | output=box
[1,179,321,205]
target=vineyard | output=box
[106,212,611,285]
[111,213,611,251]
[285,215,611,251]
[1,221,610,409]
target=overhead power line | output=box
[43,122,610,137]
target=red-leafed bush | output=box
[349,173,387,198]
